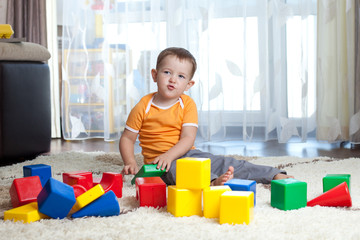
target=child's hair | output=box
[156,47,197,79]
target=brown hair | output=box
[156,47,197,79]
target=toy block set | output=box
[4,164,122,223]
[167,157,256,225]
[270,174,352,211]
[3,159,354,226]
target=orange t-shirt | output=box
[125,93,198,164]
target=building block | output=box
[131,164,166,185]
[0,24,14,38]
[135,177,166,208]
[225,178,257,205]
[37,177,76,219]
[167,185,202,217]
[9,176,43,208]
[63,171,93,190]
[72,184,87,198]
[219,191,254,225]
[71,191,120,218]
[307,182,352,207]
[203,186,231,218]
[176,157,211,190]
[23,164,52,187]
[271,178,307,211]
[323,174,351,193]
[72,184,105,212]
[100,172,123,198]
[4,202,49,223]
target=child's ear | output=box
[151,69,157,82]
[185,80,195,91]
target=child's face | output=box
[151,55,195,105]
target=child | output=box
[119,47,292,185]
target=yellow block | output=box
[72,184,105,212]
[176,157,211,190]
[219,191,254,225]
[4,202,49,223]
[0,24,14,39]
[203,186,231,218]
[167,185,203,217]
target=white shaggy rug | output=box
[0,151,359,240]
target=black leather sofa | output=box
[0,61,51,165]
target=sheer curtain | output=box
[316,0,358,143]
[61,0,317,143]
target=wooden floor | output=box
[49,138,360,159]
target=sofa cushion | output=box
[0,42,51,61]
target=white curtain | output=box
[316,0,358,143]
[61,0,317,143]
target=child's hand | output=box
[151,154,173,172]
[121,163,139,175]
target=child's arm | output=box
[119,129,139,175]
[152,126,197,171]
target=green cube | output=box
[271,178,307,211]
[131,164,166,185]
[323,174,351,193]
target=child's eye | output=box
[164,71,171,75]
[179,75,186,79]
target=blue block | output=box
[225,179,257,205]
[37,178,76,219]
[71,191,120,218]
[23,164,52,186]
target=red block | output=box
[307,182,352,207]
[9,176,43,208]
[72,184,87,198]
[62,171,93,190]
[135,177,166,208]
[100,172,123,198]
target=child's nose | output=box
[169,76,176,82]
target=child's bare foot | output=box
[211,166,234,186]
[273,173,294,180]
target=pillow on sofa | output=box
[0,41,51,61]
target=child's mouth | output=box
[167,85,175,90]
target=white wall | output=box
[0,0,7,23]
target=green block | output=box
[131,165,166,185]
[271,178,307,211]
[323,174,351,193]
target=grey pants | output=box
[161,149,286,185]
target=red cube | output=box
[135,177,166,208]
[9,176,43,208]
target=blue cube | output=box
[72,191,120,218]
[225,178,257,205]
[23,164,52,186]
[37,178,76,219]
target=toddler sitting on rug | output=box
[119,47,293,185]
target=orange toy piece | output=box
[307,182,352,207]
[100,172,123,198]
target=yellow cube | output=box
[4,202,49,223]
[72,184,105,212]
[203,186,232,218]
[176,157,211,189]
[219,191,254,225]
[0,24,14,39]
[167,185,203,217]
